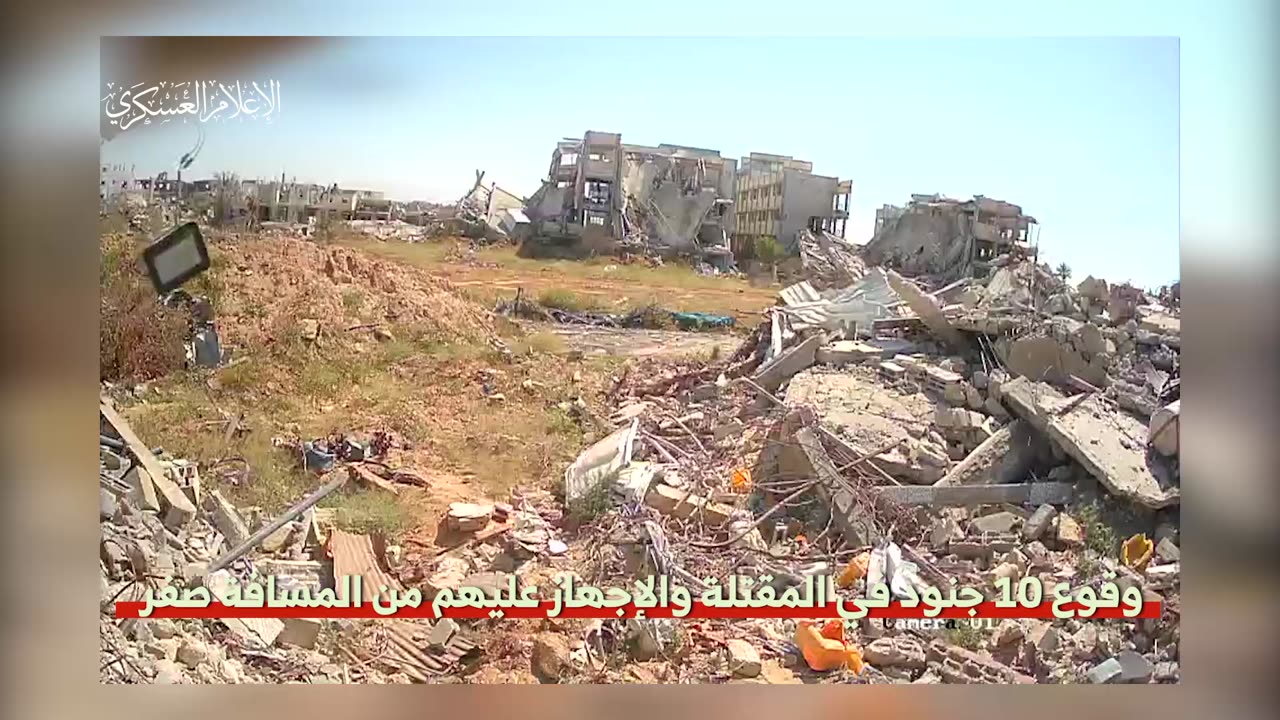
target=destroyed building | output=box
[863,194,1039,283]
[449,171,530,241]
[100,162,139,205]
[523,131,738,259]
[731,152,851,258]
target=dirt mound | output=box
[213,237,495,349]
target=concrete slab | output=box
[1001,378,1179,509]
[872,482,1074,507]
[752,334,821,393]
[795,427,874,547]
[887,270,964,348]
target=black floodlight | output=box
[142,222,210,294]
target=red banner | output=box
[114,599,1161,620]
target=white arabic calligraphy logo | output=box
[102,81,282,131]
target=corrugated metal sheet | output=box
[777,270,901,334]
[328,529,402,603]
[779,281,821,306]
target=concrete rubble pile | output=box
[448,169,530,243]
[526,240,1180,684]
[345,219,429,242]
[100,395,479,684]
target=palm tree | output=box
[1054,262,1072,282]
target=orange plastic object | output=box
[819,619,844,641]
[836,551,871,588]
[731,467,751,492]
[1122,533,1154,571]
[795,620,864,673]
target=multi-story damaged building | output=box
[863,194,1038,282]
[731,152,851,258]
[524,131,737,257]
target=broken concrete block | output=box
[879,361,907,379]
[254,559,324,593]
[971,511,1021,535]
[1024,622,1059,655]
[874,483,1073,507]
[564,419,637,505]
[614,461,660,504]
[1154,536,1180,563]
[1077,275,1109,300]
[725,639,762,678]
[965,384,985,410]
[816,341,881,365]
[277,618,322,649]
[1001,377,1179,509]
[144,638,178,661]
[1055,513,1085,548]
[929,516,964,551]
[1004,335,1107,389]
[1072,624,1099,660]
[1075,323,1109,356]
[935,407,983,430]
[176,637,212,668]
[447,502,494,532]
[713,420,745,442]
[887,270,965,348]
[1148,400,1179,457]
[795,428,874,547]
[752,335,821,393]
[531,633,572,683]
[153,659,185,684]
[429,618,459,651]
[646,484,733,526]
[1113,650,1154,683]
[992,620,1024,648]
[863,636,927,669]
[1022,504,1058,540]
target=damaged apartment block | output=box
[522,131,738,268]
[731,152,851,259]
[864,194,1039,283]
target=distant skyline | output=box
[101,36,1180,287]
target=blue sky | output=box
[93,1,1277,288]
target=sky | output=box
[91,1,1277,289]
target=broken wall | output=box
[648,185,718,251]
[863,208,974,281]
[779,170,838,252]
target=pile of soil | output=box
[213,238,496,348]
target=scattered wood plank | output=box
[433,521,512,559]
[101,397,193,523]
[349,463,400,495]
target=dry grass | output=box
[113,234,617,541]
[537,288,604,313]
[100,235,189,383]
[339,236,778,319]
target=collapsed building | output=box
[450,171,530,241]
[863,194,1039,283]
[523,132,738,263]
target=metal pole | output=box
[207,472,348,573]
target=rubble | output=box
[1001,377,1179,509]
[102,192,1180,685]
